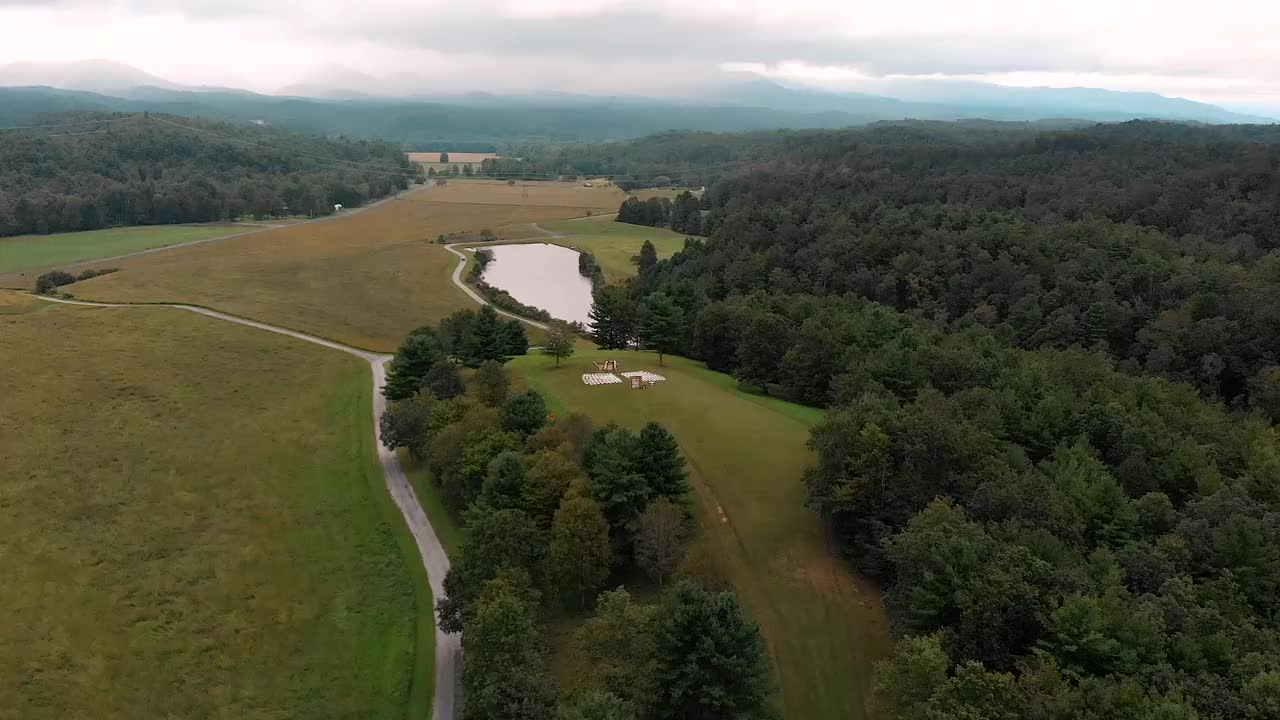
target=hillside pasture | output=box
[0,224,254,279]
[510,348,891,720]
[0,299,429,719]
[57,181,624,351]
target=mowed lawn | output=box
[57,181,628,351]
[0,224,251,277]
[510,348,892,720]
[0,299,431,719]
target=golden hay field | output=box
[60,181,628,351]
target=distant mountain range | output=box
[0,60,1274,146]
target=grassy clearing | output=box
[0,303,429,719]
[509,347,892,720]
[0,224,253,277]
[543,215,689,283]
[50,182,626,351]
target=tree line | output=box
[0,112,420,237]
[579,120,1280,718]
[376,322,775,720]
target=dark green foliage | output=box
[436,509,546,633]
[423,360,464,400]
[734,311,790,392]
[639,292,684,365]
[466,305,509,366]
[634,422,688,498]
[378,392,438,460]
[34,270,76,294]
[461,577,557,720]
[481,451,528,512]
[501,391,549,437]
[637,241,659,273]
[669,191,702,235]
[473,360,510,406]
[0,112,413,237]
[505,319,530,356]
[556,692,637,720]
[589,285,636,350]
[649,581,775,720]
[383,331,445,401]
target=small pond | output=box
[479,243,594,325]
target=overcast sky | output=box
[2,0,1279,111]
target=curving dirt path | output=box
[35,295,460,720]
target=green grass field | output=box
[0,225,252,276]
[50,182,625,351]
[493,215,689,283]
[0,298,431,719]
[510,347,891,720]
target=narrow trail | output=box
[34,295,460,720]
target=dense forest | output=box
[377,320,775,720]
[588,120,1280,718]
[0,112,418,236]
[606,121,1280,414]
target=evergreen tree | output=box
[557,692,637,720]
[640,292,684,365]
[637,240,659,273]
[634,422,687,497]
[589,285,636,350]
[440,308,477,360]
[543,322,577,366]
[550,492,613,607]
[504,319,530,356]
[734,311,791,392]
[383,332,445,400]
[473,360,510,406]
[501,391,548,437]
[439,151,449,164]
[616,197,646,225]
[465,304,508,366]
[650,582,774,720]
[423,360,465,399]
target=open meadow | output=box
[0,297,431,719]
[44,181,627,351]
[509,348,892,720]
[0,224,255,278]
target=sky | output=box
[2,0,1279,112]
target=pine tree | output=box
[650,582,773,720]
[383,332,445,400]
[640,292,684,365]
[550,492,612,608]
[637,240,659,273]
[635,422,688,497]
[504,319,530,356]
[466,304,508,366]
[589,286,636,350]
[734,311,791,392]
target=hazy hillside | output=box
[0,111,416,236]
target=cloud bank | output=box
[2,0,1278,110]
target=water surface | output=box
[480,243,593,325]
